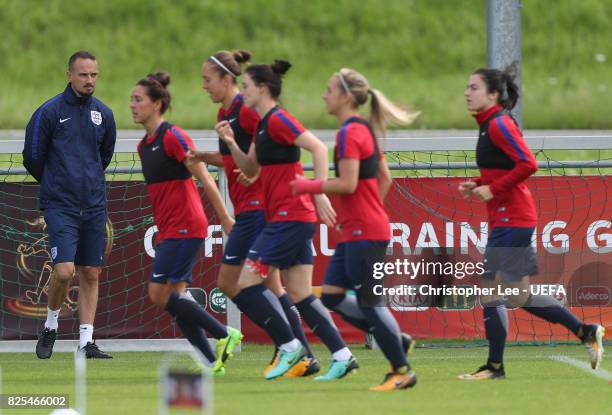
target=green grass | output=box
[0,0,611,129]
[1,344,611,415]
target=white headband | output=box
[209,56,236,78]
[337,72,356,103]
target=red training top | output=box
[138,123,208,242]
[254,106,317,223]
[333,116,390,242]
[217,94,264,216]
[474,104,538,228]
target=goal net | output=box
[1,134,610,345]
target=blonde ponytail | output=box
[369,88,420,137]
[336,68,420,137]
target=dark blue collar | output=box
[63,83,92,106]
[342,115,362,126]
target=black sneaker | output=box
[458,363,505,380]
[79,341,113,359]
[401,333,416,355]
[36,328,57,359]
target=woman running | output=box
[457,64,604,380]
[191,50,318,376]
[290,68,419,390]
[216,59,355,380]
[132,71,241,375]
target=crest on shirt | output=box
[91,111,102,126]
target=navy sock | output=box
[295,295,346,354]
[175,316,216,364]
[483,301,508,365]
[232,285,295,346]
[321,293,370,332]
[522,295,582,335]
[230,292,280,348]
[165,291,228,339]
[361,307,408,370]
[278,294,313,357]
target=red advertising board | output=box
[1,176,610,342]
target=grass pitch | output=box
[2,1,612,129]
[1,343,611,415]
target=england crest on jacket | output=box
[91,110,102,126]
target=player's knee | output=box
[285,284,310,303]
[148,285,167,308]
[149,295,166,308]
[53,272,73,284]
[354,286,385,308]
[263,277,284,296]
[217,265,241,297]
[217,277,240,299]
[237,268,264,291]
[506,292,529,308]
[79,267,100,284]
[320,293,344,310]
[53,263,75,282]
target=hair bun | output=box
[233,50,252,64]
[147,71,171,88]
[271,59,291,76]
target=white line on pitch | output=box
[550,355,612,382]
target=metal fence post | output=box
[488,0,522,128]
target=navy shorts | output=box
[246,221,315,271]
[223,210,266,265]
[151,238,204,284]
[44,207,107,267]
[324,240,388,306]
[482,227,538,282]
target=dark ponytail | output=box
[245,59,292,99]
[501,62,519,110]
[137,71,172,114]
[270,60,291,76]
[233,49,252,64]
[472,61,519,110]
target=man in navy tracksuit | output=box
[23,51,116,359]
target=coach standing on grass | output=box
[22,51,116,359]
